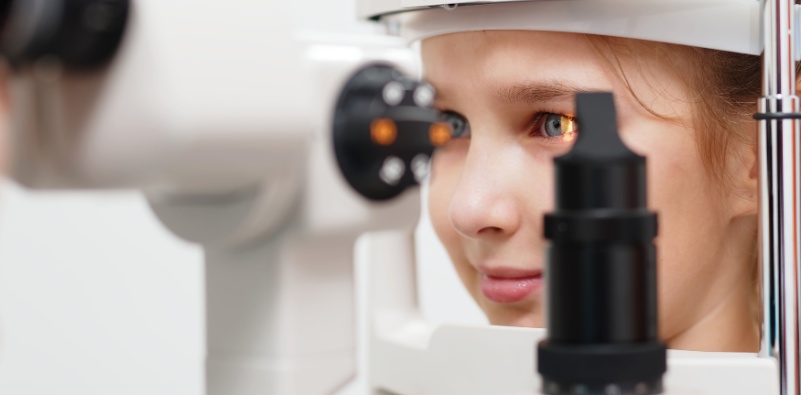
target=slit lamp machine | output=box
[0,0,798,394]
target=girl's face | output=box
[423,31,758,351]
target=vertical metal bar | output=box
[760,1,801,395]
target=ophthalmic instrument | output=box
[0,0,798,394]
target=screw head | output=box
[411,154,430,183]
[382,81,405,106]
[379,156,406,185]
[605,384,622,395]
[414,83,435,107]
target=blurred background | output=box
[0,1,485,394]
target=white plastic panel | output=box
[360,0,763,55]
[372,324,780,395]
[358,0,527,19]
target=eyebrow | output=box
[496,81,592,105]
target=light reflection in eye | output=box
[542,113,578,142]
[429,122,453,146]
[440,111,470,139]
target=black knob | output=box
[0,0,129,69]
[537,92,666,395]
[333,64,448,201]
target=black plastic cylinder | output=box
[537,92,666,395]
[547,242,656,344]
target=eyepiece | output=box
[537,92,666,395]
[555,93,646,211]
[333,64,444,201]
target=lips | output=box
[478,266,543,304]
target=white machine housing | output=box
[360,0,764,55]
[5,0,426,393]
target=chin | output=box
[484,303,544,328]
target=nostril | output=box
[449,195,522,240]
[477,226,504,235]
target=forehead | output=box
[420,30,689,119]
[421,31,615,94]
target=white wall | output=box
[0,183,204,395]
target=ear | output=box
[727,124,758,219]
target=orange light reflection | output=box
[429,122,452,146]
[371,118,397,146]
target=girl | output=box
[423,30,763,352]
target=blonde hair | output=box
[586,36,762,188]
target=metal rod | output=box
[760,1,801,395]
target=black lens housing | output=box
[333,64,443,201]
[537,92,666,395]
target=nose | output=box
[448,142,522,240]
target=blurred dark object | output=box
[538,92,666,395]
[0,0,128,69]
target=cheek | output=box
[428,149,485,294]
[625,121,729,335]
[428,150,465,258]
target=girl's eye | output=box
[535,113,578,142]
[440,111,471,139]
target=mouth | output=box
[478,266,544,304]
